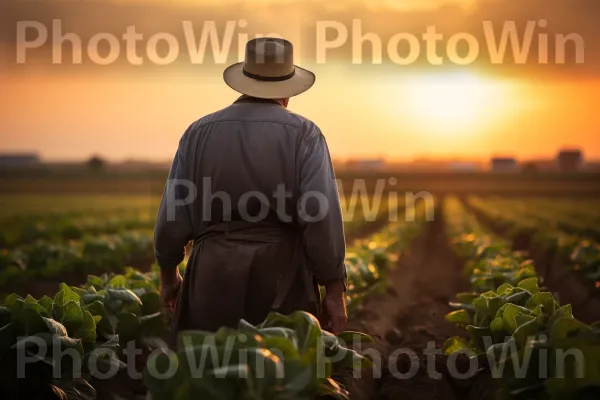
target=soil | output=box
[461,198,600,324]
[18,259,154,299]
[343,203,496,400]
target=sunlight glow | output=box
[398,72,517,136]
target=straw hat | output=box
[223,38,315,99]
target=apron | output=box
[169,220,320,343]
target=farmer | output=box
[153,38,347,341]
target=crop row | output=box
[443,197,600,399]
[470,197,600,241]
[467,197,600,293]
[0,210,157,248]
[0,231,155,293]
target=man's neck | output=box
[234,95,282,106]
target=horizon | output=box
[1,0,599,160]
[2,150,597,165]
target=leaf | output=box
[442,336,472,355]
[445,309,472,325]
[238,319,261,335]
[550,317,593,341]
[466,325,492,350]
[259,311,322,355]
[515,314,535,328]
[502,304,530,334]
[43,317,69,336]
[487,297,503,317]
[517,277,540,295]
[54,284,80,307]
[38,296,54,316]
[336,331,374,345]
[22,296,48,317]
[525,292,557,316]
[16,308,47,336]
[81,293,103,305]
[75,311,97,343]
[84,300,115,338]
[262,336,301,361]
[57,301,84,332]
[549,304,573,327]
[473,297,489,316]
[116,312,141,342]
[4,294,24,313]
[12,332,82,354]
[105,288,142,305]
[455,292,480,304]
[69,286,88,298]
[513,318,542,348]
[497,283,514,295]
[449,302,476,312]
[86,275,105,289]
[505,291,533,307]
[108,275,127,288]
[141,291,161,315]
[491,317,505,334]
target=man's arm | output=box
[298,131,346,286]
[297,125,347,331]
[154,139,195,306]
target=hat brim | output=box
[223,62,315,99]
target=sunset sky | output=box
[0,0,598,162]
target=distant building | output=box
[0,153,40,167]
[491,157,518,173]
[557,149,584,173]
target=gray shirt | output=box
[153,96,346,286]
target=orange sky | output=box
[0,0,598,161]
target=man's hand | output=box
[320,281,347,333]
[160,267,183,315]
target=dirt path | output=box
[345,204,494,400]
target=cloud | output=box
[0,0,598,79]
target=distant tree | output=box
[87,155,106,172]
[521,162,540,174]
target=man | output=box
[153,38,347,340]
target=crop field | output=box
[1,193,599,400]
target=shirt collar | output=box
[233,95,282,106]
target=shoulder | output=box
[178,108,227,144]
[180,105,323,144]
[285,110,323,144]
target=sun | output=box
[401,72,512,134]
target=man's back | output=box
[178,96,321,229]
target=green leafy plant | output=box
[144,311,373,400]
[75,267,166,347]
[446,276,600,398]
[0,284,123,400]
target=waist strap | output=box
[193,220,291,246]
